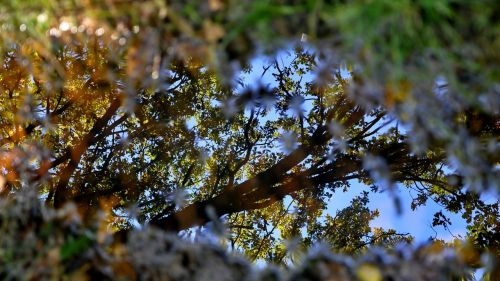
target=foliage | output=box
[0,0,499,280]
[0,192,473,280]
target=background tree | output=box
[0,0,498,279]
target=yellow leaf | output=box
[357,264,382,281]
[203,20,225,43]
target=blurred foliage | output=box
[0,192,475,280]
[0,0,499,280]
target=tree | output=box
[0,0,498,279]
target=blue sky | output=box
[236,49,470,244]
[328,182,468,243]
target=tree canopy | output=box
[0,0,498,280]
